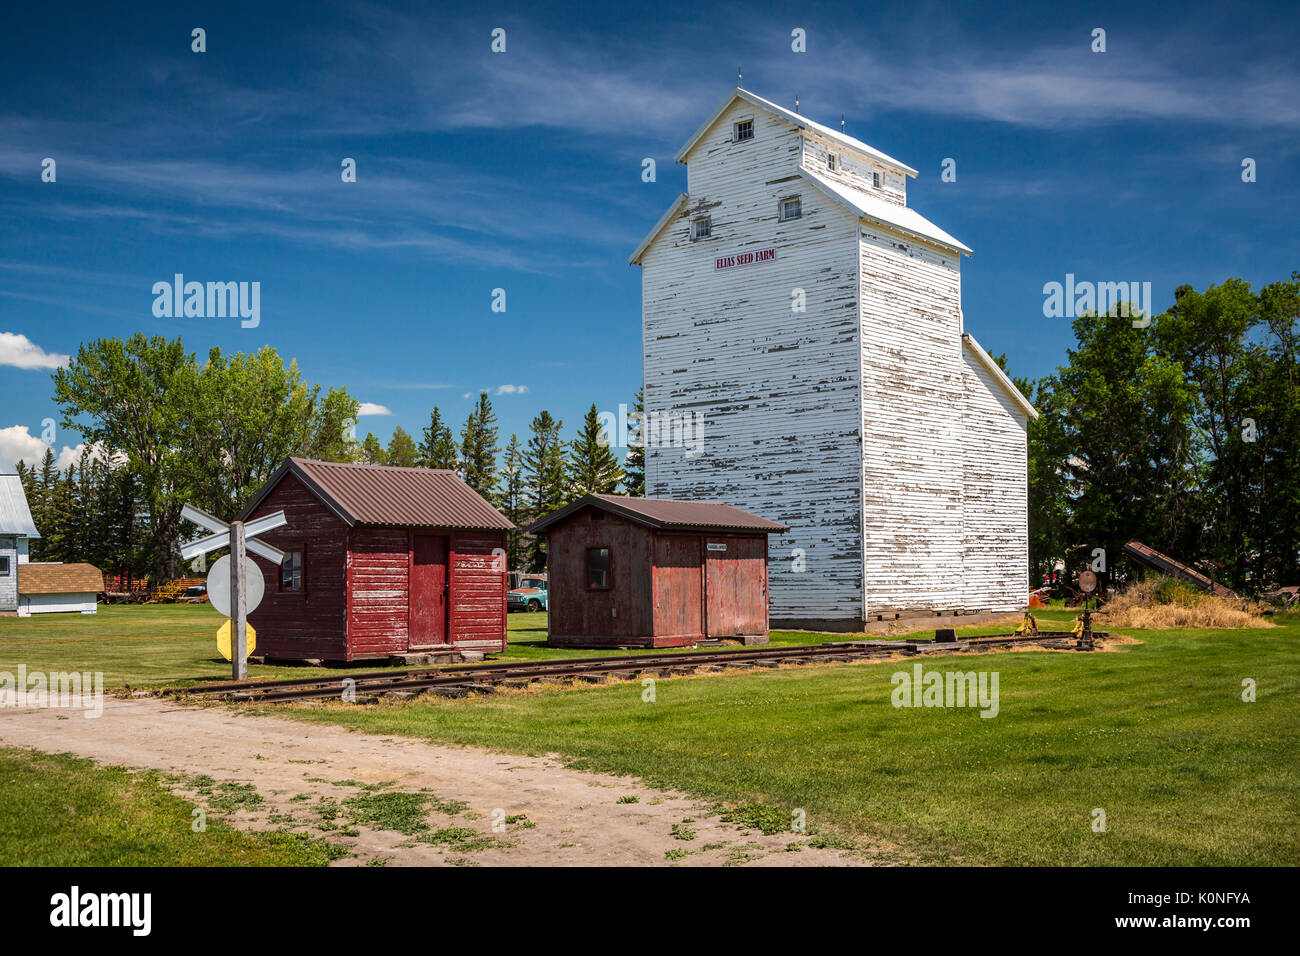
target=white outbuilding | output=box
[0,455,40,616]
[17,563,103,616]
[631,88,1037,630]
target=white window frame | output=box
[733,118,754,143]
[778,196,802,222]
[872,171,881,188]
[691,216,711,240]
[827,152,837,171]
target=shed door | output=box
[654,535,703,638]
[410,534,449,647]
[705,536,767,637]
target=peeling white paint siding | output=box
[961,349,1030,610]
[643,99,865,623]
[859,228,965,615]
[638,91,1032,626]
[802,132,906,207]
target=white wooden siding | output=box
[639,93,1031,625]
[18,591,97,616]
[0,537,15,611]
[644,99,865,623]
[961,348,1030,610]
[859,227,965,615]
[801,131,906,207]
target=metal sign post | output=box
[1077,570,1097,651]
[180,504,287,679]
[231,521,247,679]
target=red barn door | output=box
[410,534,448,647]
[653,534,704,639]
[705,536,766,637]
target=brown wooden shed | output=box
[526,494,788,648]
[239,458,513,662]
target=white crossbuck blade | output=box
[179,504,288,564]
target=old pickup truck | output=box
[507,576,548,612]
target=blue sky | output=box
[2,0,1298,467]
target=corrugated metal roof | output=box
[0,455,40,537]
[528,493,789,535]
[19,562,103,595]
[240,458,514,531]
[799,168,973,255]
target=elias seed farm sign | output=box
[715,247,776,271]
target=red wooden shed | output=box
[239,457,513,662]
[526,494,788,648]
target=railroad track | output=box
[158,630,1102,704]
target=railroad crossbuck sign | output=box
[179,504,287,679]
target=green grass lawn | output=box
[281,613,1300,866]
[0,604,881,688]
[0,748,344,865]
[4,603,1294,865]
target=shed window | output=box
[281,550,303,591]
[0,555,9,576]
[691,217,711,240]
[779,196,802,221]
[587,548,610,589]
[872,171,881,188]
[733,119,754,142]
[827,153,837,171]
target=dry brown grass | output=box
[1098,577,1276,629]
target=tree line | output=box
[1020,271,1299,594]
[356,390,645,571]
[21,333,645,581]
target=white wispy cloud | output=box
[0,332,69,369]
[356,402,393,415]
[495,384,529,395]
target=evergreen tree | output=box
[568,403,624,496]
[459,392,500,498]
[498,434,527,571]
[623,388,645,496]
[418,407,458,470]
[385,425,419,467]
[522,410,567,570]
[360,432,386,464]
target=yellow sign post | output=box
[216,621,257,662]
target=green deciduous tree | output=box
[51,334,359,581]
[52,335,196,581]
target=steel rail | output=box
[159,630,1098,704]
